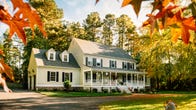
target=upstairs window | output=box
[86,57,93,66]
[49,52,55,61]
[96,58,102,67]
[110,60,116,68]
[46,48,56,61]
[63,54,68,62]
[122,62,128,69]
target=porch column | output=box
[143,74,145,86]
[109,72,111,86]
[131,73,133,85]
[126,73,128,85]
[90,71,93,87]
[101,71,103,86]
[137,73,139,87]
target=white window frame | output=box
[96,58,101,67]
[87,57,93,66]
[50,72,56,81]
[110,60,116,68]
[49,52,55,61]
[63,54,69,62]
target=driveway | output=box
[0,90,133,110]
[0,90,172,110]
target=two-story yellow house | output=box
[28,38,150,92]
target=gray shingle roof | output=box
[74,38,135,61]
[33,48,80,68]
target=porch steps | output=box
[117,86,132,94]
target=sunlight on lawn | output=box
[100,94,196,110]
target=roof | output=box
[32,48,80,68]
[73,38,135,61]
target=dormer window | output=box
[60,50,69,62]
[49,53,55,60]
[63,54,69,62]
[46,48,56,61]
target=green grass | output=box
[100,92,196,110]
[40,91,123,97]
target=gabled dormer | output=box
[60,50,69,62]
[46,48,56,61]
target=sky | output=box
[0,0,152,38]
[55,0,152,28]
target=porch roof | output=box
[84,66,145,74]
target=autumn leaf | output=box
[0,59,14,81]
[0,5,29,44]
[121,0,143,16]
[11,0,47,38]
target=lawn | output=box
[40,91,196,110]
[100,92,196,110]
[40,91,123,97]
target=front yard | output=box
[100,92,196,110]
[40,91,196,110]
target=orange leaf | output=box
[11,0,47,38]
[121,0,142,16]
[171,27,181,42]
[0,6,29,44]
[0,59,14,81]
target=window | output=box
[86,57,93,66]
[110,60,116,68]
[49,52,55,60]
[96,58,102,67]
[47,71,59,82]
[63,54,68,62]
[62,72,72,82]
[122,62,128,69]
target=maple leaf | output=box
[121,0,143,16]
[142,14,158,35]
[0,59,14,81]
[11,0,47,38]
[0,5,29,44]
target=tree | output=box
[96,0,196,44]
[30,0,68,51]
[102,14,115,45]
[116,14,136,50]
[83,12,102,42]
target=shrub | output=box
[63,80,71,91]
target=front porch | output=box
[83,69,150,92]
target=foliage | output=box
[96,0,196,44]
[83,12,102,42]
[0,0,46,81]
[63,80,71,91]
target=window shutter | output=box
[86,57,88,66]
[109,60,111,68]
[127,63,130,70]
[62,72,65,82]
[115,61,117,68]
[56,72,59,82]
[101,59,103,67]
[93,58,96,66]
[47,71,50,82]
[70,72,72,82]
[122,62,124,69]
